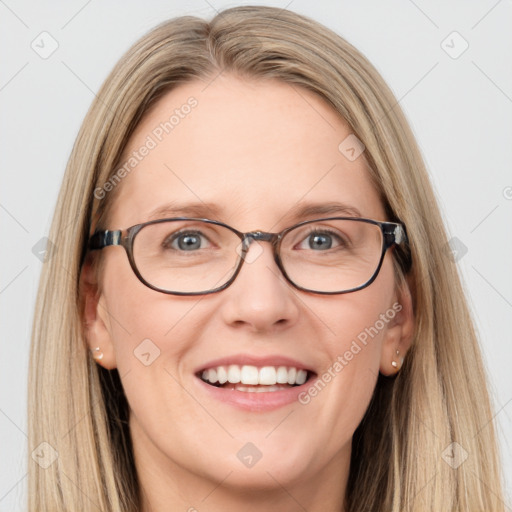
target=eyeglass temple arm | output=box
[382,223,408,247]
[88,230,123,250]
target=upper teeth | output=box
[201,365,308,386]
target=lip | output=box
[195,373,318,411]
[194,353,314,374]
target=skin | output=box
[81,74,414,512]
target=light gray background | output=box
[1,1,511,510]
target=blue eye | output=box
[308,232,334,250]
[166,230,208,251]
[297,229,345,251]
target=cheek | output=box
[327,255,395,355]
[100,252,202,369]
[308,302,382,412]
[300,258,396,431]
[100,260,209,440]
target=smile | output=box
[194,355,318,411]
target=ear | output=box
[379,277,414,376]
[79,255,117,370]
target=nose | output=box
[219,239,300,333]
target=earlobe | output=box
[379,281,414,376]
[79,256,117,370]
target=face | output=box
[82,74,413,507]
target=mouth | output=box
[196,364,316,393]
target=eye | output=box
[164,230,211,251]
[296,229,346,251]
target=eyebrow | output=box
[284,202,362,220]
[145,201,363,224]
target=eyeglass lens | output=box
[132,219,384,294]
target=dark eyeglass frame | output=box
[88,216,410,296]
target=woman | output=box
[28,5,505,511]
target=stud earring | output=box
[92,347,104,360]
[391,349,401,369]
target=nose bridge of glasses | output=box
[238,231,281,265]
[246,231,277,243]
[241,231,279,252]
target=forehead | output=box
[107,74,384,230]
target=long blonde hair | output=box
[28,5,504,511]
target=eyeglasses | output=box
[88,216,409,295]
